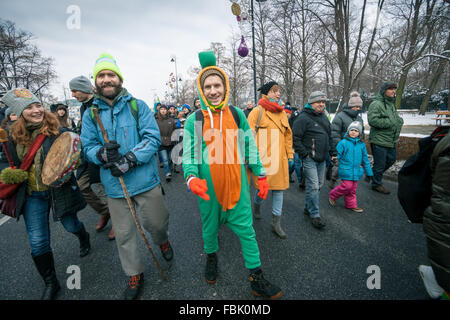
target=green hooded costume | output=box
[182,51,265,269]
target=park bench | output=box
[432,110,450,126]
[398,109,419,117]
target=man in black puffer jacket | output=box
[292,91,336,230]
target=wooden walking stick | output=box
[92,109,167,281]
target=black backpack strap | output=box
[229,105,241,128]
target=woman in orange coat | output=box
[247,82,294,239]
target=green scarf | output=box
[16,122,46,193]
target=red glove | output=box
[257,176,269,200]
[189,178,210,201]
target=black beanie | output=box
[258,81,278,95]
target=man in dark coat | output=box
[292,91,336,229]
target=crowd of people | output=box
[0,50,448,301]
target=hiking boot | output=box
[329,197,336,206]
[372,185,390,194]
[253,203,261,220]
[95,215,110,232]
[205,253,218,284]
[124,273,144,300]
[249,269,283,300]
[74,225,91,258]
[350,207,363,213]
[299,183,305,191]
[271,215,287,239]
[419,265,444,299]
[160,241,173,261]
[311,217,325,229]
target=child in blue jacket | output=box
[329,121,373,212]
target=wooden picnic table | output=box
[432,110,450,125]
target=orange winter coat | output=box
[247,105,294,190]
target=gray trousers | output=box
[108,185,169,276]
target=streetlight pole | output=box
[251,0,266,105]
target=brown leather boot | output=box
[108,227,115,241]
[96,215,110,232]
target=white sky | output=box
[0,0,240,105]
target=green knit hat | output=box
[93,53,123,82]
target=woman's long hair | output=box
[10,111,60,146]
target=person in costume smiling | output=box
[182,51,283,299]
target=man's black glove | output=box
[365,175,373,183]
[104,151,137,177]
[96,140,121,164]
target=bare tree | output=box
[387,0,444,108]
[309,0,384,112]
[0,19,57,100]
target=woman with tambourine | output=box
[0,88,90,300]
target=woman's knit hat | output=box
[258,81,278,95]
[1,88,41,118]
[348,91,363,107]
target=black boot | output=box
[249,269,283,300]
[32,251,61,300]
[205,253,218,284]
[75,225,91,257]
[123,273,144,300]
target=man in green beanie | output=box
[368,81,404,194]
[81,53,173,300]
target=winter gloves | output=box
[188,177,210,201]
[97,141,137,177]
[104,151,137,177]
[96,140,121,164]
[257,176,269,200]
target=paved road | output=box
[0,169,430,300]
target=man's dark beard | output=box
[96,83,122,100]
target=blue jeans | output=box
[158,149,172,176]
[22,191,83,257]
[289,153,302,182]
[254,190,284,216]
[303,157,326,218]
[370,143,396,187]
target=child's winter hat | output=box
[182,104,191,112]
[1,88,41,118]
[348,91,363,107]
[93,53,123,82]
[348,121,362,133]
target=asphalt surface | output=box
[0,168,430,300]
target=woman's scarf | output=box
[258,98,284,113]
[16,122,44,182]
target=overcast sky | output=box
[1,0,240,105]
